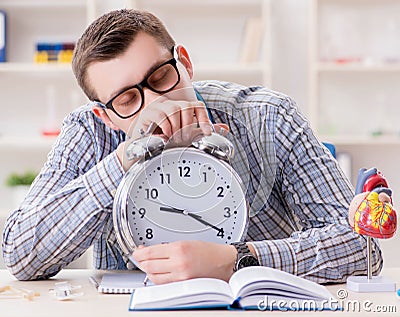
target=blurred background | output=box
[0,0,399,269]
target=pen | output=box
[143,275,149,287]
[88,276,99,290]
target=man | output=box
[2,9,383,283]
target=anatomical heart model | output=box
[347,167,397,292]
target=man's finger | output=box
[214,123,230,136]
[132,243,171,262]
[180,104,195,141]
[139,258,174,275]
[193,102,213,135]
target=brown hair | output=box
[72,9,175,101]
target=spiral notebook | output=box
[98,271,152,294]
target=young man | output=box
[2,9,383,283]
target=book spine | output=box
[0,10,6,62]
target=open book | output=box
[129,266,338,311]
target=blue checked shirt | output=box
[2,81,382,282]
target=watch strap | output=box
[231,242,260,272]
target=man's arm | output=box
[248,97,383,283]
[132,87,384,285]
[2,109,124,280]
[250,224,382,284]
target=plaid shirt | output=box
[2,81,382,282]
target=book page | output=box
[229,267,333,300]
[130,278,233,310]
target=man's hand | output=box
[115,122,228,171]
[131,241,237,285]
[116,103,229,171]
[113,92,233,171]
[131,99,213,142]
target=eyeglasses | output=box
[93,47,180,119]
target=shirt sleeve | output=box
[1,111,124,280]
[249,96,383,283]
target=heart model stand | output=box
[346,167,397,292]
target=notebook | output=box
[98,271,153,294]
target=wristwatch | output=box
[231,242,260,272]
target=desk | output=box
[1,269,399,317]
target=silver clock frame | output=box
[113,132,249,256]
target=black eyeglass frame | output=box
[93,47,180,119]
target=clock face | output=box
[115,147,247,251]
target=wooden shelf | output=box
[0,1,272,162]
[315,62,400,72]
[308,0,400,136]
[133,0,263,9]
[194,63,263,78]
[318,135,400,146]
[0,1,87,8]
[0,63,73,73]
[0,136,56,150]
[0,62,262,75]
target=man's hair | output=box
[72,9,175,101]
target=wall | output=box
[270,0,309,110]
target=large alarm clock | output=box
[113,130,249,256]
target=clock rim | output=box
[113,147,249,256]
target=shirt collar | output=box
[194,88,215,124]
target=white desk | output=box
[1,269,399,317]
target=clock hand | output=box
[159,206,185,214]
[186,213,223,233]
[144,198,183,211]
[160,206,223,233]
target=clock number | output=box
[145,188,159,199]
[160,173,171,184]
[145,228,154,240]
[202,172,207,183]
[217,186,224,198]
[217,228,225,238]
[178,166,191,177]
[223,207,231,218]
[138,208,146,218]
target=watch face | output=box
[114,147,248,253]
[237,255,259,270]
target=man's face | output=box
[87,32,194,134]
